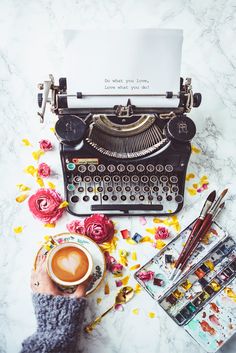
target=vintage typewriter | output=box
[37,75,201,216]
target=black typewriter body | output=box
[37,76,201,216]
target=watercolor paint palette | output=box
[134,221,236,352]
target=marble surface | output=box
[0,0,236,352]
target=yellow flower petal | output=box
[22,138,32,146]
[16,193,29,203]
[140,236,153,243]
[121,275,130,285]
[36,177,45,187]
[16,184,31,192]
[155,239,166,249]
[200,175,208,183]
[131,251,137,261]
[119,256,128,267]
[193,183,199,189]
[104,282,110,295]
[187,188,197,196]
[113,273,123,278]
[99,236,118,253]
[192,145,201,154]
[32,149,45,161]
[24,165,37,176]
[44,235,51,242]
[50,127,55,133]
[44,244,52,251]
[148,312,156,318]
[134,283,142,294]
[130,264,141,271]
[125,238,137,245]
[13,226,23,234]
[132,308,139,315]
[145,227,156,235]
[47,181,56,189]
[186,173,195,181]
[153,218,164,224]
[58,201,69,209]
[44,223,56,228]
[96,298,102,304]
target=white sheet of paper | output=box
[62,28,183,108]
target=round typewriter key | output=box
[156,164,164,172]
[78,165,86,173]
[141,176,148,183]
[172,185,179,193]
[97,164,106,172]
[121,195,126,201]
[104,175,111,183]
[113,175,120,182]
[97,186,103,192]
[165,164,173,172]
[166,115,196,142]
[157,195,163,201]
[83,195,90,202]
[116,186,122,192]
[163,186,170,192]
[122,175,130,183]
[107,186,113,192]
[71,195,79,203]
[87,186,94,193]
[117,164,125,172]
[131,175,139,183]
[170,176,178,183]
[93,176,101,183]
[111,195,117,201]
[103,195,109,201]
[137,164,145,172]
[139,195,145,201]
[143,186,150,193]
[73,176,82,183]
[175,194,183,203]
[152,186,159,192]
[147,164,155,172]
[150,175,158,183]
[134,186,140,192]
[148,195,153,201]
[78,186,84,193]
[93,195,99,201]
[67,163,76,171]
[130,195,135,201]
[88,164,96,173]
[166,195,173,201]
[125,186,131,192]
[84,176,92,183]
[127,164,135,172]
[67,184,75,191]
[107,164,115,173]
[160,176,168,183]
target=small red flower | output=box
[37,162,51,178]
[137,270,154,282]
[84,214,115,244]
[154,226,170,240]
[39,139,53,151]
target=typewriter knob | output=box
[37,93,43,108]
[55,115,87,146]
[165,115,196,143]
[193,93,202,107]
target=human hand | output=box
[31,255,92,299]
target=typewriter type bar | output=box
[37,75,201,216]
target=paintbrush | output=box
[170,190,216,280]
[172,189,227,281]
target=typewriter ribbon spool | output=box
[37,75,201,216]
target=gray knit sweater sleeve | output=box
[20,293,87,353]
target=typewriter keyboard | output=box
[64,161,185,215]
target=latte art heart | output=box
[57,251,81,276]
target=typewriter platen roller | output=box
[37,75,201,216]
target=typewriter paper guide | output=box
[63,28,183,108]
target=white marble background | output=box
[0,0,236,352]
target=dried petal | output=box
[16,193,29,203]
[116,280,123,287]
[125,238,137,245]
[132,308,139,315]
[13,226,23,234]
[16,184,31,192]
[191,145,201,153]
[22,138,32,146]
[114,304,124,311]
[145,227,156,235]
[104,282,110,295]
[32,149,45,161]
[148,312,156,318]
[130,264,141,271]
[134,283,142,294]
[47,181,56,189]
[99,236,118,253]
[50,127,55,133]
[58,201,69,209]
[24,165,37,176]
[36,177,45,187]
[44,223,56,228]
[186,173,195,181]
[96,298,102,304]
[139,216,147,225]
[155,239,166,249]
[131,251,137,261]
[121,275,130,285]
[187,188,197,196]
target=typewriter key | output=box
[73,176,82,183]
[97,186,103,192]
[71,195,79,203]
[67,184,75,191]
[103,195,109,201]
[130,195,135,201]
[84,176,92,183]
[172,185,179,193]
[127,164,135,172]
[121,195,127,201]
[104,175,111,183]
[175,195,183,203]
[88,165,96,173]
[170,176,178,183]
[87,186,93,193]
[150,175,158,183]
[78,165,86,173]
[107,164,115,172]
[117,164,125,172]
[148,195,153,201]
[137,164,145,172]
[78,186,84,192]
[116,186,122,192]
[93,195,99,201]
[111,195,117,201]
[131,175,139,183]
[166,195,172,201]
[165,165,173,172]
[134,186,140,192]
[67,163,76,171]
[139,195,145,201]
[107,186,113,192]
[156,164,164,172]
[113,175,120,182]
[83,195,90,202]
[97,164,106,172]
[152,186,159,192]
[157,195,163,201]
[160,176,168,183]
[143,186,150,193]
[147,164,155,172]
[163,186,170,192]
[125,186,131,192]
[122,175,130,183]
[93,176,101,183]
[141,176,148,183]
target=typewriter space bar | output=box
[91,204,163,211]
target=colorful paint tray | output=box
[135,221,236,352]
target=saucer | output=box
[34,233,106,295]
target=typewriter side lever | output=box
[37,74,58,123]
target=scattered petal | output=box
[96,298,102,304]
[99,236,118,253]
[140,236,153,243]
[16,184,31,192]
[47,181,56,189]
[130,264,141,271]
[187,188,197,196]
[50,127,55,133]
[139,216,147,225]
[22,138,32,146]
[116,280,123,287]
[131,251,137,261]
[44,223,56,228]
[39,139,53,151]
[148,312,156,318]
[115,304,124,311]
[24,165,37,176]
[125,238,137,245]
[121,275,130,286]
[146,227,156,235]
[43,235,51,242]
[134,283,142,294]
[13,226,23,234]
[58,201,69,209]
[192,145,201,154]
[16,193,29,203]
[186,173,195,181]
[104,282,110,295]
[32,149,45,161]
[155,239,166,249]
[113,273,123,278]
[193,183,199,189]
[36,177,45,187]
[132,308,139,315]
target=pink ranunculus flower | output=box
[39,139,53,151]
[111,263,123,275]
[104,251,123,274]
[37,162,51,178]
[154,226,170,240]
[137,270,155,282]
[28,188,64,224]
[84,214,115,244]
[66,219,85,235]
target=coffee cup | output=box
[46,242,93,287]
